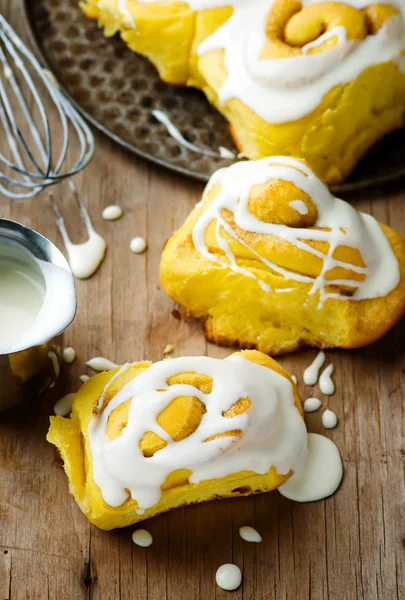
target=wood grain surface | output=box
[1,1,405,598]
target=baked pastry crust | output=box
[160,157,405,355]
[80,0,405,183]
[47,350,304,530]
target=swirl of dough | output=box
[248,1,400,87]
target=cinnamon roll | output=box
[80,0,405,183]
[47,351,316,529]
[160,156,405,355]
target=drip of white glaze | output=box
[118,0,135,27]
[319,363,336,395]
[86,357,119,372]
[63,231,106,280]
[289,200,308,215]
[80,374,90,383]
[152,109,235,159]
[47,351,60,380]
[54,393,75,417]
[279,433,343,501]
[239,526,262,543]
[322,408,338,429]
[219,146,236,159]
[126,1,405,124]
[291,375,297,384]
[63,347,76,364]
[216,564,242,591]
[88,355,307,510]
[132,529,153,547]
[192,157,400,302]
[102,205,123,221]
[55,190,107,280]
[303,397,322,413]
[130,237,147,254]
[303,351,326,386]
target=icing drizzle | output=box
[88,355,307,510]
[192,156,400,304]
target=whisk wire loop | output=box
[0,14,94,200]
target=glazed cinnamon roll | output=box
[47,351,317,530]
[160,156,405,355]
[80,0,405,183]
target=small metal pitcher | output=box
[0,219,77,411]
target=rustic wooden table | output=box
[1,1,405,598]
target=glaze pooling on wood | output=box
[279,433,343,501]
[192,157,400,304]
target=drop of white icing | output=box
[279,433,343,502]
[219,146,236,159]
[86,357,119,372]
[289,200,308,215]
[303,351,326,386]
[216,564,242,591]
[239,526,262,543]
[80,374,90,383]
[303,397,322,413]
[63,347,76,364]
[319,363,336,395]
[291,375,297,384]
[130,237,147,254]
[132,529,153,548]
[102,205,123,221]
[322,409,338,429]
[54,393,75,417]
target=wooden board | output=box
[1,2,405,597]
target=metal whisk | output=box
[0,14,94,199]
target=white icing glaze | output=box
[0,241,76,355]
[322,408,338,429]
[216,564,242,591]
[219,146,236,159]
[63,231,106,280]
[152,109,235,159]
[279,432,343,501]
[192,157,400,303]
[55,186,107,280]
[63,347,76,364]
[303,397,322,412]
[123,0,405,124]
[289,200,308,215]
[80,374,90,383]
[86,357,119,372]
[291,375,297,384]
[319,363,336,395]
[47,351,60,380]
[102,205,123,221]
[130,237,147,254]
[303,351,326,386]
[54,393,75,417]
[239,526,262,543]
[132,529,153,547]
[88,355,307,510]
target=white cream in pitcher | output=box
[0,243,46,346]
